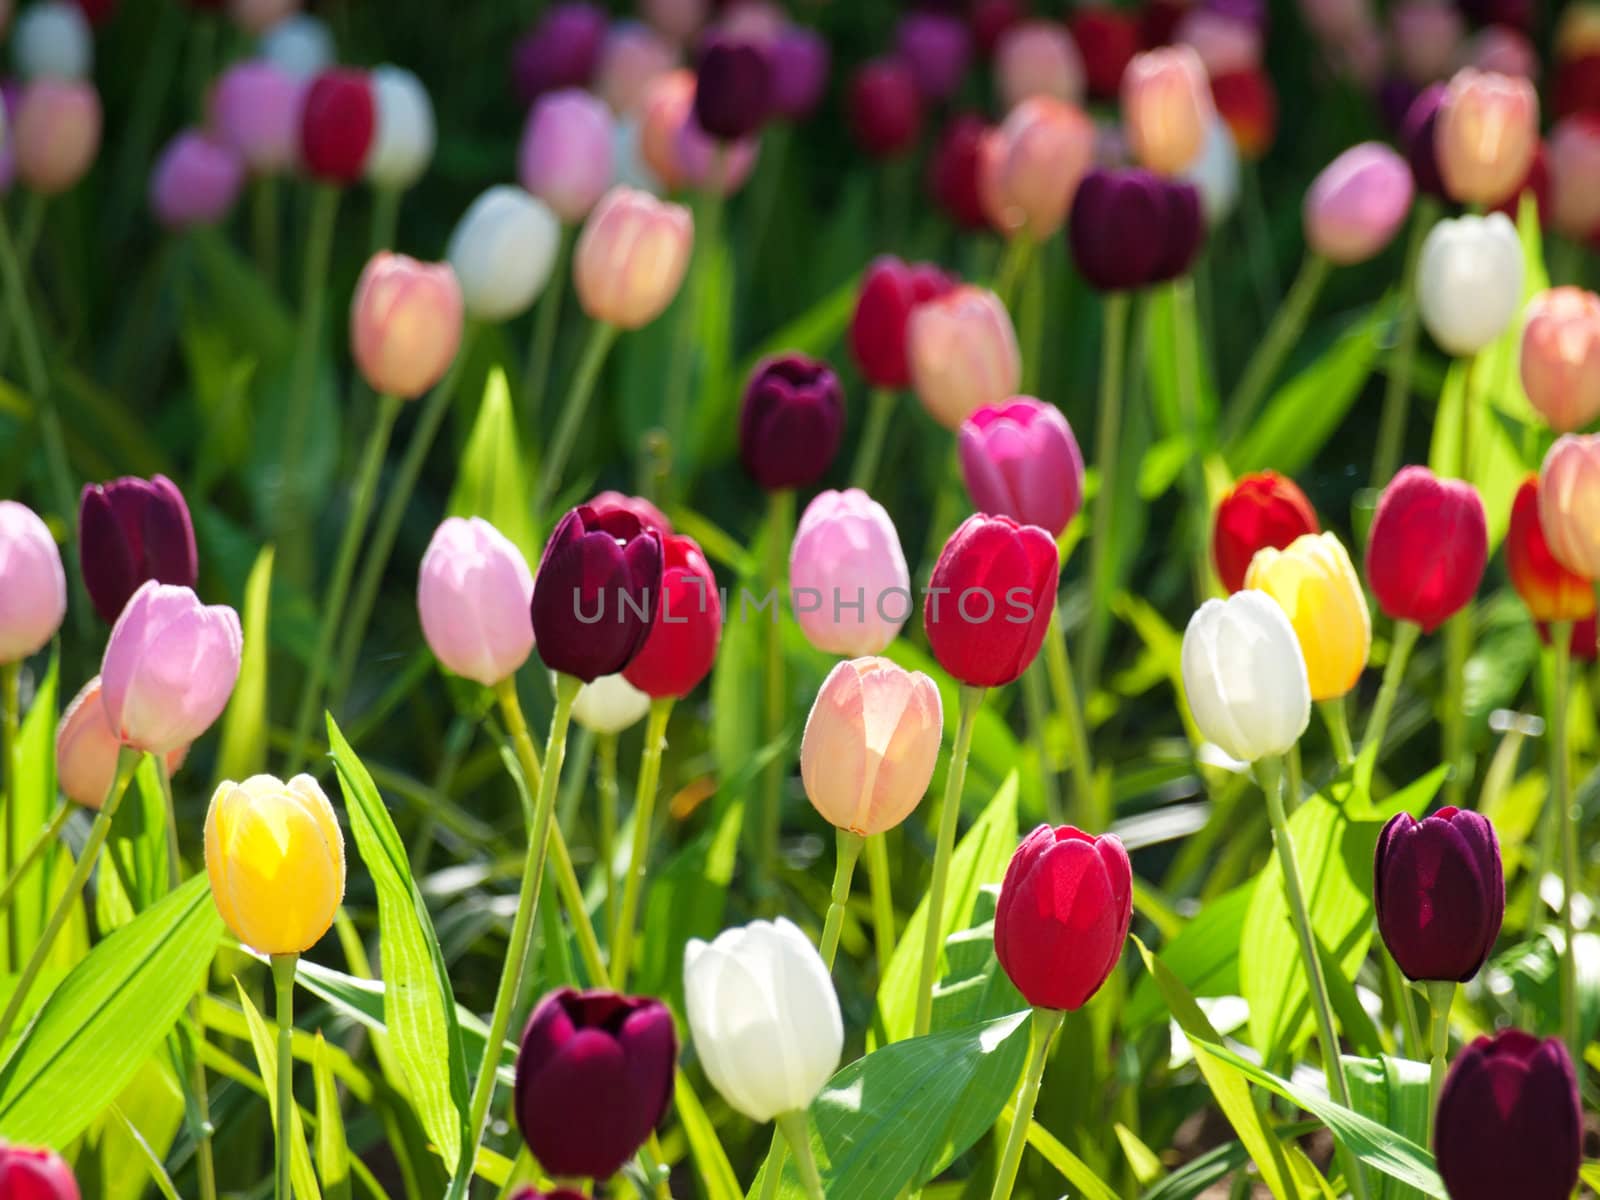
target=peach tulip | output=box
[1520,288,1600,433]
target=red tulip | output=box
[1366,466,1488,633]
[994,824,1132,1011]
[622,534,721,699]
[1210,67,1277,160]
[300,69,376,184]
[1506,476,1595,624]
[1069,7,1138,99]
[929,114,991,231]
[1211,471,1320,594]
[848,256,959,390]
[0,1143,80,1200]
[923,513,1058,688]
[849,58,922,158]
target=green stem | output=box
[253,176,280,293]
[1355,620,1421,793]
[1442,610,1470,810]
[988,1006,1065,1200]
[1240,161,1279,320]
[1382,944,1423,1059]
[1082,293,1130,692]
[546,814,608,986]
[760,490,795,898]
[272,953,298,1200]
[154,753,181,891]
[1318,698,1355,767]
[1551,622,1578,1060]
[1018,246,1044,395]
[1424,980,1454,1145]
[818,830,865,971]
[776,1112,825,1200]
[532,320,619,527]
[1170,277,1212,596]
[864,832,895,979]
[2,662,19,959]
[369,185,401,254]
[0,801,69,914]
[287,392,404,773]
[1371,200,1436,488]
[850,388,897,492]
[915,684,984,1038]
[1020,658,1061,823]
[522,226,571,431]
[613,698,673,989]
[663,166,726,495]
[992,234,1034,313]
[1223,253,1331,439]
[596,731,619,942]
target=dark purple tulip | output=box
[1374,807,1503,983]
[1434,1030,1580,1200]
[78,474,198,625]
[511,3,608,104]
[894,10,972,102]
[531,506,663,682]
[693,38,771,142]
[1378,76,1419,135]
[768,26,830,121]
[1147,181,1204,286]
[514,989,677,1182]
[739,354,845,491]
[1402,84,1448,201]
[1068,169,1203,292]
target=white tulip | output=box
[366,65,435,191]
[1180,590,1310,763]
[13,1,91,81]
[684,917,843,1124]
[572,672,652,735]
[1184,116,1240,228]
[446,185,560,322]
[257,13,334,80]
[1416,212,1524,357]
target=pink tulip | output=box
[994,20,1085,111]
[1437,68,1539,206]
[1390,0,1463,83]
[642,0,707,43]
[573,185,694,329]
[1465,27,1538,82]
[1175,9,1261,77]
[417,517,536,688]
[350,252,464,400]
[14,78,100,193]
[208,61,303,174]
[1303,142,1415,265]
[100,581,242,755]
[907,286,1022,430]
[979,96,1095,240]
[958,397,1085,537]
[149,130,245,230]
[1540,435,1600,579]
[673,114,758,195]
[1121,46,1214,175]
[519,89,615,223]
[639,68,756,194]
[1521,288,1600,434]
[789,489,912,656]
[595,21,678,116]
[57,676,186,808]
[1549,115,1600,240]
[0,500,66,663]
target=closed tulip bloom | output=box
[1390,0,1463,83]
[1548,116,1600,240]
[1303,142,1414,265]
[994,21,1085,110]
[14,79,100,194]
[1375,807,1502,982]
[622,534,720,698]
[1520,288,1600,433]
[595,22,677,117]
[1212,472,1320,594]
[258,14,334,80]
[848,256,958,390]
[572,672,652,734]
[801,657,941,836]
[1366,466,1488,632]
[1506,476,1596,623]
[929,114,989,231]
[1417,213,1524,356]
[350,253,463,399]
[1436,68,1538,206]
[588,490,672,536]
[1210,67,1277,160]
[643,0,706,42]
[532,505,663,682]
[789,489,912,656]
[924,513,1059,688]
[1539,435,1600,578]
[0,1144,79,1200]
[1434,1031,1581,1200]
[300,69,375,184]
[767,25,829,120]
[447,185,561,322]
[1122,46,1214,175]
[848,58,922,158]
[519,90,614,223]
[1181,590,1310,762]
[573,185,693,329]
[738,354,845,491]
[12,1,90,80]
[978,96,1095,239]
[204,773,344,955]
[1069,168,1204,292]
[56,677,185,809]
[1070,7,1138,100]
[959,398,1084,537]
[512,2,607,103]
[78,474,198,626]
[1245,532,1370,701]
[907,286,1021,430]
[995,825,1133,1010]
[1176,9,1260,77]
[0,501,66,663]
[692,37,769,141]
[209,61,303,174]
[366,65,435,191]
[149,130,245,230]
[670,106,759,196]
[514,989,677,1181]
[640,69,697,187]
[417,517,535,687]
[896,10,971,102]
[684,917,843,1123]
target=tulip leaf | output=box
[1124,882,1252,1032]
[314,1033,353,1200]
[675,1068,742,1200]
[327,716,471,1177]
[1344,1056,1431,1200]
[5,649,58,969]
[213,542,275,789]
[235,980,323,1200]
[0,874,222,1145]
[106,1102,183,1200]
[928,884,1024,1033]
[448,366,538,564]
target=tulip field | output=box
[6,0,1600,1197]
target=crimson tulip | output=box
[849,58,922,158]
[1070,7,1139,98]
[929,114,990,231]
[848,256,958,390]
[77,474,197,625]
[738,354,845,492]
[1506,476,1595,625]
[622,534,721,699]
[1374,807,1503,982]
[0,1143,79,1199]
[530,506,663,682]
[300,69,376,184]
[1365,466,1487,633]
[1210,471,1319,594]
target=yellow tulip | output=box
[1245,532,1371,701]
[204,774,346,956]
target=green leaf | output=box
[448,366,537,565]
[1125,882,1251,1031]
[213,543,274,788]
[107,1104,182,1200]
[1026,1116,1122,1200]
[0,874,221,1145]
[928,884,1024,1033]
[6,651,58,969]
[674,1068,742,1200]
[92,1058,186,1200]
[235,980,322,1200]
[313,1033,353,1200]
[327,716,470,1175]
[1344,1056,1431,1200]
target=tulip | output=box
[209,61,303,175]
[693,36,770,140]
[514,989,677,1181]
[848,256,958,391]
[1507,477,1596,624]
[738,354,845,491]
[848,58,921,158]
[149,130,245,230]
[1402,84,1449,200]
[1183,116,1242,226]
[684,917,843,1122]
[573,185,693,329]
[518,89,614,223]
[1181,590,1310,762]
[1466,27,1537,83]
[1416,213,1524,357]
[350,252,464,399]
[789,489,912,656]
[1519,288,1600,434]
[365,65,435,192]
[929,114,990,231]
[258,14,335,80]
[13,79,101,194]
[595,22,677,117]
[1538,435,1600,579]
[1555,53,1600,122]
[1211,472,1320,594]
[512,2,607,103]
[1547,116,1600,240]
[300,69,375,185]
[1122,46,1214,175]
[1303,142,1414,266]
[12,1,91,80]
[1390,0,1463,83]
[1374,807,1502,983]
[639,68,759,194]
[978,96,1095,240]
[531,505,663,683]
[229,0,299,36]
[959,398,1084,537]
[447,185,562,322]
[643,0,705,41]
[100,581,242,755]
[588,490,672,536]
[1210,67,1277,159]
[416,517,535,688]
[895,10,971,102]
[1069,168,1204,292]
[767,25,829,120]
[1070,8,1138,100]
[0,1143,79,1199]
[924,513,1059,689]
[907,286,1021,430]
[1436,68,1538,206]
[1244,532,1370,703]
[994,21,1085,111]
[1177,10,1260,78]
[572,672,652,735]
[78,474,198,626]
[622,534,720,698]
[57,676,185,809]
[1366,466,1488,632]
[206,771,346,954]
[1434,1032,1581,1200]
[0,501,66,663]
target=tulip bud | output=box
[928,114,989,230]
[959,398,1084,537]
[209,61,303,175]
[1547,116,1600,241]
[229,0,299,37]
[258,13,334,81]
[512,2,607,104]
[588,490,673,536]
[57,676,185,809]
[595,22,677,117]
[417,517,535,688]
[907,286,1022,430]
[1211,471,1320,594]
[1182,590,1311,761]
[767,25,829,120]
[447,185,561,322]
[896,10,971,103]
[1303,142,1414,266]
[1069,168,1204,292]
[738,354,845,491]
[1180,12,1260,80]
[0,1143,79,1200]
[691,36,770,142]
[1436,68,1538,206]
[1434,1031,1581,1200]
[1366,466,1488,632]
[642,0,705,42]
[789,489,912,656]
[78,474,198,626]
[848,256,958,391]
[365,65,434,191]
[532,505,663,683]
[149,130,245,230]
[1390,0,1463,84]
[1244,532,1370,701]
[1210,67,1277,160]
[514,989,677,1181]
[1539,434,1600,579]
[1506,476,1596,624]
[848,58,922,159]
[12,1,91,80]
[684,917,843,1122]
[573,185,693,329]
[1374,807,1502,983]
[1122,46,1214,175]
[300,69,375,185]
[638,67,759,195]
[518,89,614,223]
[572,672,652,734]
[1069,8,1138,100]
[0,500,66,663]
[995,824,1133,1010]
[801,657,941,836]
[350,253,464,400]
[204,773,344,955]
[1402,84,1449,200]
[978,96,1095,240]
[1465,27,1537,84]
[994,20,1085,111]
[14,79,101,194]
[1519,287,1600,434]
[924,513,1059,688]
[621,534,720,698]
[1416,213,1524,357]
